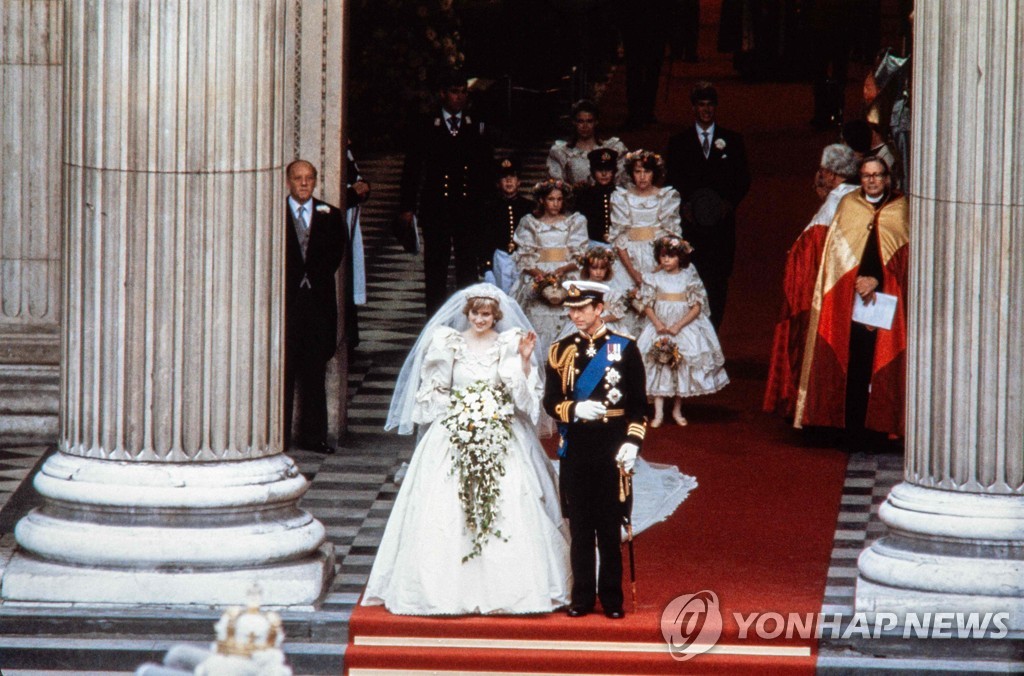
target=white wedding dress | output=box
[366,288,699,617]
[362,327,572,615]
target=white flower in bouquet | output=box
[441,380,515,562]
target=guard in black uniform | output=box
[478,156,533,292]
[543,281,647,619]
[398,70,494,314]
[574,148,619,245]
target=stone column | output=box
[856,1,1024,628]
[1,0,332,606]
[0,0,63,439]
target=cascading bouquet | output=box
[531,273,567,306]
[440,379,515,562]
[647,336,682,370]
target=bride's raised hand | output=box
[518,331,537,361]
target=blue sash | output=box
[557,334,629,457]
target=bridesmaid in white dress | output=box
[365,285,570,615]
[547,99,628,187]
[511,180,588,354]
[638,237,729,427]
[608,150,683,336]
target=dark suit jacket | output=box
[665,124,750,207]
[399,110,494,222]
[285,198,346,362]
[665,124,751,274]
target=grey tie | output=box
[701,131,710,158]
[295,205,311,263]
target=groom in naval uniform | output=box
[544,281,647,619]
[284,159,346,454]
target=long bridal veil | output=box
[385,282,544,435]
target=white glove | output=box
[615,442,639,473]
[574,400,608,421]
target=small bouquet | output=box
[648,336,682,370]
[627,287,647,315]
[627,282,654,316]
[441,380,515,562]
[532,273,567,306]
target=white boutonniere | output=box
[714,138,727,151]
[316,204,330,213]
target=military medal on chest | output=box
[586,342,597,358]
[607,341,622,362]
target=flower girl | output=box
[637,236,729,426]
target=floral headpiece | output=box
[580,246,616,266]
[624,149,665,173]
[654,235,694,257]
[532,177,570,199]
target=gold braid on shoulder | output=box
[548,342,578,394]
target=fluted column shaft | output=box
[857,0,1024,627]
[62,0,286,461]
[904,1,1024,494]
[2,0,333,606]
[0,0,62,335]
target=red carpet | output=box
[346,425,845,674]
[346,2,861,672]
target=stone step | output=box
[0,388,60,414]
[0,413,58,440]
[0,638,344,674]
[0,606,348,674]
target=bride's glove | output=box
[574,400,607,421]
[615,442,639,473]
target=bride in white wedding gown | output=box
[361,284,695,616]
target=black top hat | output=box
[587,148,618,173]
[687,188,724,235]
[495,156,521,177]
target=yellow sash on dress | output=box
[628,226,657,241]
[538,247,569,262]
[656,292,687,302]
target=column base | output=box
[1,543,334,607]
[857,482,1024,631]
[1,452,334,607]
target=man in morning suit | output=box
[544,281,647,619]
[398,70,494,315]
[665,81,751,331]
[285,159,346,454]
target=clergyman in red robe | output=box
[794,156,909,441]
[764,144,859,418]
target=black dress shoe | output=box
[567,605,591,617]
[604,608,625,619]
[310,441,335,455]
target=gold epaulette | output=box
[609,329,636,341]
[548,341,578,394]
